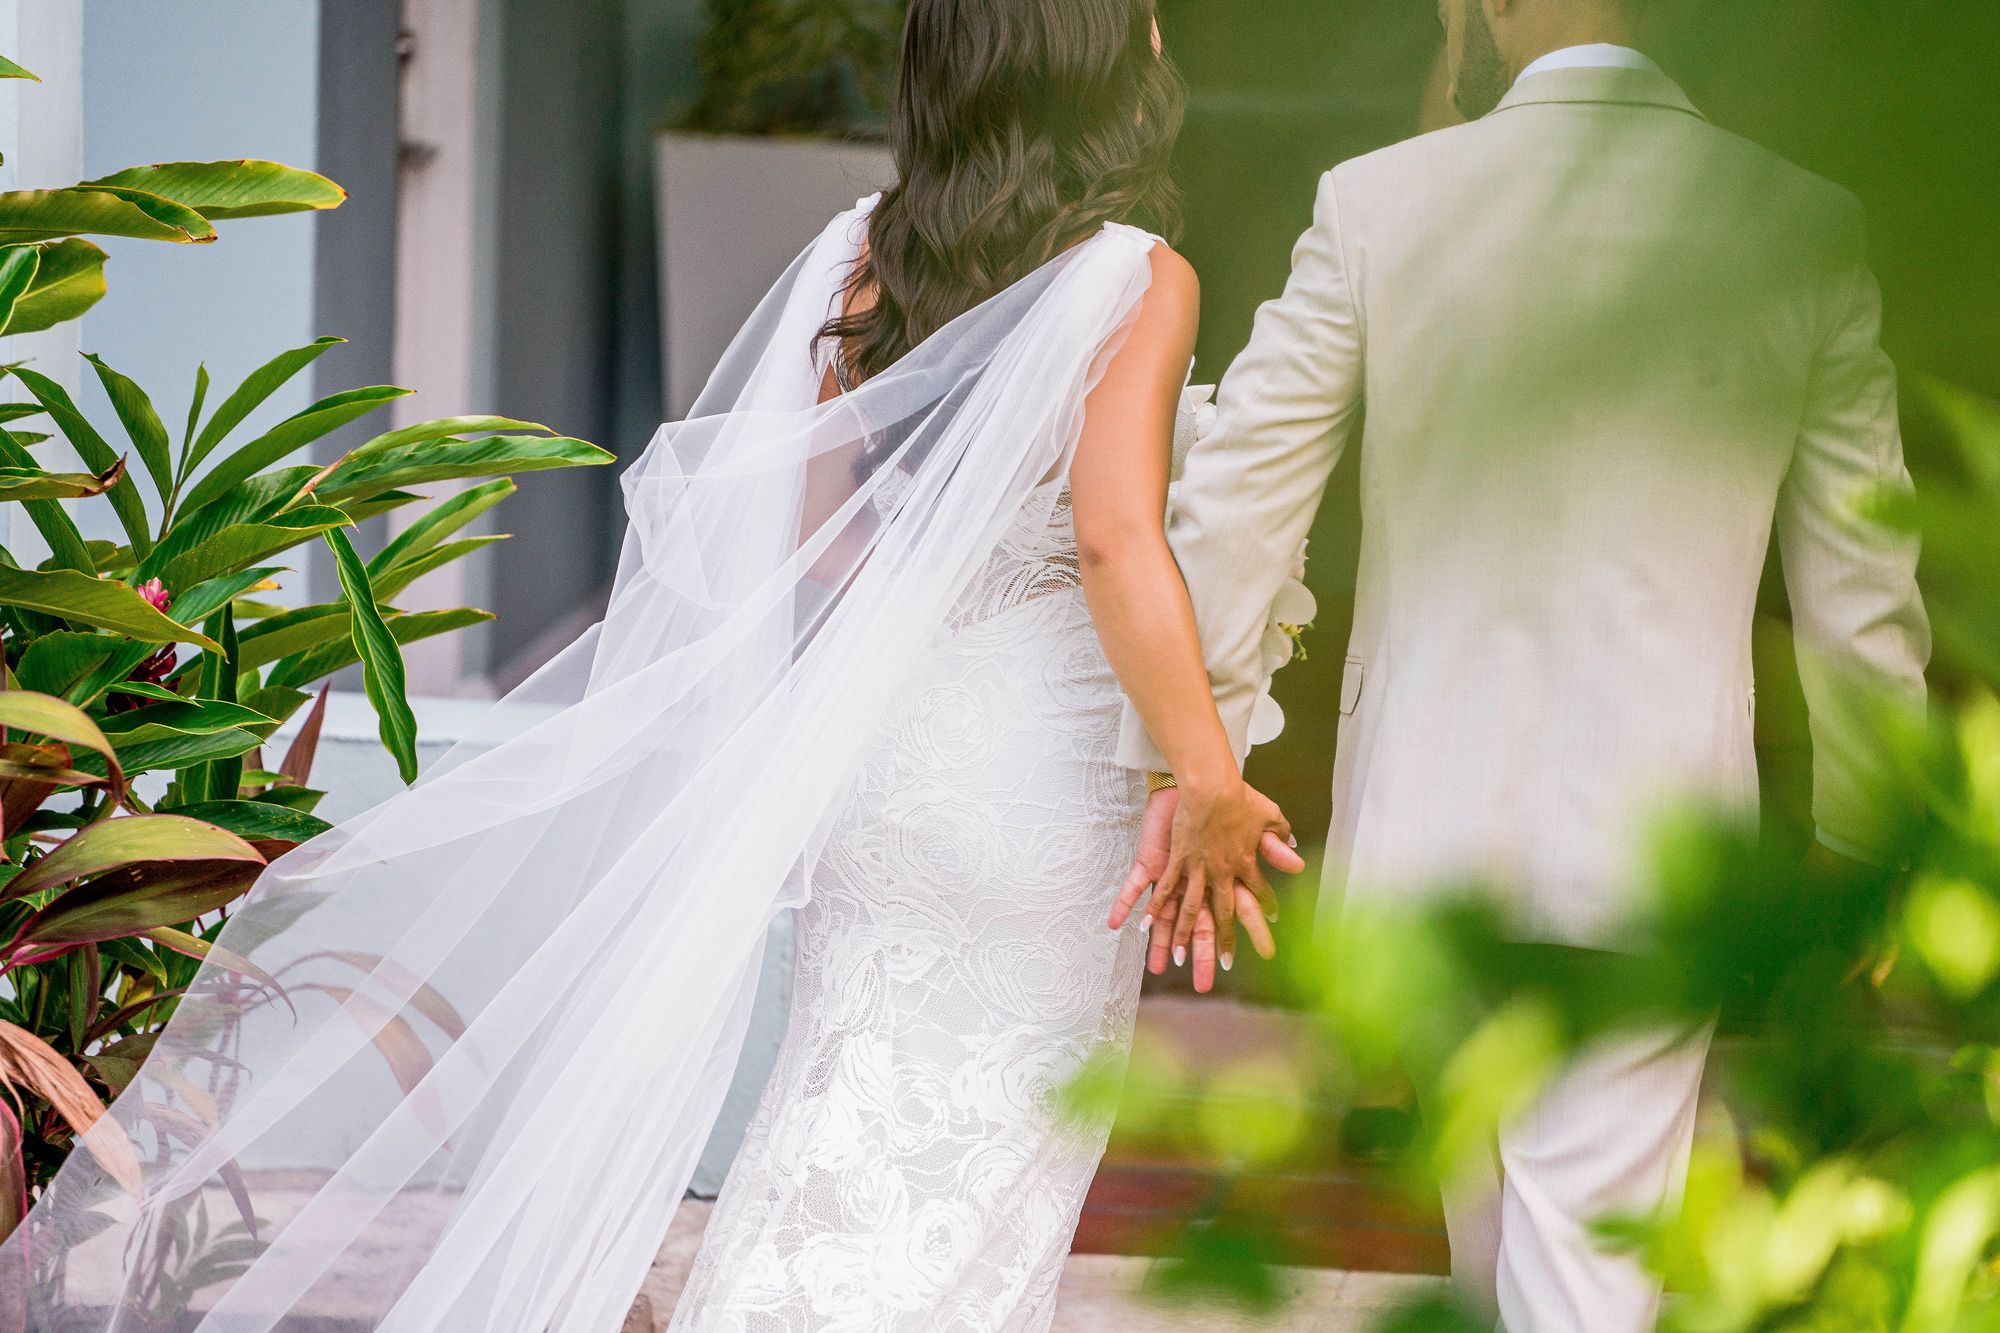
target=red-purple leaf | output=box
[142,926,292,1017]
[2,813,261,903]
[0,1020,141,1196]
[278,682,331,788]
[10,857,265,956]
[0,741,97,839]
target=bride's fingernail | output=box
[1220,952,1234,972]
[1140,914,1153,933]
[1287,835,1299,848]
[1173,945,1186,967]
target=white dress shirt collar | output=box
[1515,43,1662,87]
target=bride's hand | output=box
[1112,786,1297,989]
[1163,778,1299,976]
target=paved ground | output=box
[626,1201,1447,1332]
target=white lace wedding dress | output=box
[668,398,1205,1332]
[7,202,1192,1333]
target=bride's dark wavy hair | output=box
[820,0,1186,385]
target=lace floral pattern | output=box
[667,415,1182,1331]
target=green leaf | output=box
[0,404,45,425]
[167,466,319,539]
[251,783,325,815]
[53,641,155,711]
[0,245,39,333]
[4,239,109,336]
[11,366,152,556]
[168,565,285,627]
[0,184,215,245]
[0,429,91,571]
[234,603,351,672]
[181,363,210,465]
[195,605,246,800]
[267,606,492,689]
[350,416,554,457]
[84,161,346,221]
[149,506,350,592]
[2,813,259,902]
[103,681,187,705]
[240,685,311,733]
[0,567,218,649]
[369,478,515,575]
[324,527,419,784]
[177,384,410,517]
[0,56,37,81]
[157,800,331,845]
[12,632,119,699]
[335,489,426,526]
[97,700,279,751]
[316,433,614,505]
[84,354,172,498]
[79,727,263,779]
[185,338,342,475]
[1925,377,2000,496]
[368,535,507,602]
[0,457,125,502]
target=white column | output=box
[390,0,501,698]
[0,0,84,564]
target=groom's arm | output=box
[1117,171,1366,771]
[1775,201,1930,865]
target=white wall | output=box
[79,0,323,572]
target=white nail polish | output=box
[1140,914,1153,933]
[1287,834,1299,848]
[1220,953,1234,972]
[1173,945,1186,967]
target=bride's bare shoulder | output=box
[1135,242,1201,344]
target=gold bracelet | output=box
[1146,772,1179,794]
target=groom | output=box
[1115,0,1929,1327]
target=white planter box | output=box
[273,693,794,1195]
[657,132,895,419]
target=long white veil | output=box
[8,198,1159,1332]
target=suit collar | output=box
[1492,65,1706,121]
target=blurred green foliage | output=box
[679,0,904,137]
[1084,378,2000,1327]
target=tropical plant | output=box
[1077,379,2000,1331]
[680,0,905,137]
[0,55,612,1220]
[0,60,344,341]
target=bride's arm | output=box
[1072,244,1298,985]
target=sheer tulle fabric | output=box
[9,200,1157,1332]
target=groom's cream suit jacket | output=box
[1118,65,1930,946]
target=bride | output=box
[15,1,1300,1329]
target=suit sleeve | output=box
[1116,171,1366,771]
[1775,204,1931,863]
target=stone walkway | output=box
[625,1202,1446,1331]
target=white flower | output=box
[1169,384,1217,484]
[1168,382,1208,490]
[1249,539,1316,747]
